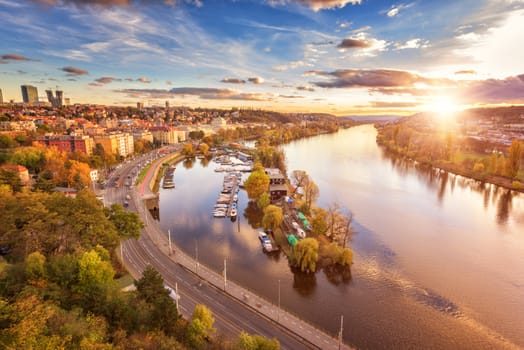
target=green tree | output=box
[310,207,328,236]
[107,203,143,240]
[244,165,269,200]
[77,250,114,294]
[135,265,168,304]
[262,205,283,232]
[186,304,215,349]
[25,251,47,281]
[11,146,45,173]
[236,331,280,350]
[0,168,22,192]
[292,238,319,273]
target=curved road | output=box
[102,151,349,350]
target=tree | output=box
[262,205,283,232]
[303,177,319,211]
[181,143,195,157]
[0,168,22,192]
[186,304,215,349]
[107,204,143,240]
[198,143,209,156]
[507,139,523,178]
[134,265,168,304]
[76,250,115,295]
[244,166,270,200]
[11,146,45,173]
[310,207,328,236]
[66,160,91,190]
[256,192,270,209]
[236,331,280,350]
[25,251,46,281]
[292,238,319,273]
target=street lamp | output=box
[278,279,281,322]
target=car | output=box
[164,285,180,300]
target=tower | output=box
[46,89,63,107]
[0,88,3,104]
[21,85,39,104]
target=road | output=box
[102,150,350,350]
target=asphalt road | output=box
[102,153,317,350]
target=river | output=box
[158,124,524,349]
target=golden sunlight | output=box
[425,95,462,120]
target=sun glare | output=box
[425,96,462,121]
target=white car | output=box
[164,285,180,301]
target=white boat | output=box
[258,231,273,251]
[230,208,237,217]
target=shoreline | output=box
[376,138,524,195]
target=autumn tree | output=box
[10,146,45,173]
[198,143,209,156]
[256,192,270,209]
[244,164,270,200]
[292,238,319,273]
[0,168,22,192]
[506,139,523,178]
[262,204,283,232]
[181,143,195,157]
[66,160,91,189]
[186,304,215,349]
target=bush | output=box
[512,180,522,190]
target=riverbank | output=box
[375,123,524,194]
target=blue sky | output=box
[1,0,524,115]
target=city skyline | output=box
[1,0,523,115]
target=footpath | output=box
[132,152,352,350]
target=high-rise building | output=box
[165,100,170,109]
[0,88,3,104]
[137,102,144,109]
[46,89,63,107]
[21,85,39,104]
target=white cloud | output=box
[387,8,399,17]
[394,38,429,50]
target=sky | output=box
[1,0,524,116]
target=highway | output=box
[102,153,321,350]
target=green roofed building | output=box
[287,234,298,247]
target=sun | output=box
[424,95,462,121]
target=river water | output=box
[158,124,524,349]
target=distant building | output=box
[36,134,95,155]
[137,102,144,109]
[211,117,227,129]
[21,85,39,104]
[0,88,3,104]
[64,98,71,105]
[46,89,63,107]
[149,126,179,144]
[132,129,154,143]
[93,133,134,157]
[165,100,170,109]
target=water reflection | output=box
[243,201,263,229]
[322,264,352,286]
[292,270,317,297]
[183,158,195,169]
[382,151,517,224]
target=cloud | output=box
[461,74,524,104]
[279,95,304,98]
[61,66,89,76]
[387,7,399,17]
[385,3,413,17]
[394,38,429,50]
[32,0,131,7]
[221,78,246,84]
[166,80,173,85]
[125,78,134,82]
[297,85,315,91]
[116,87,275,101]
[454,70,476,75]
[1,53,33,61]
[337,38,371,49]
[272,60,309,72]
[370,101,420,108]
[248,77,264,84]
[137,77,151,83]
[310,69,448,88]
[88,82,103,87]
[291,0,362,11]
[95,76,121,84]
[370,87,433,96]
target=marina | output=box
[213,171,242,218]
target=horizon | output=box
[1,0,523,116]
